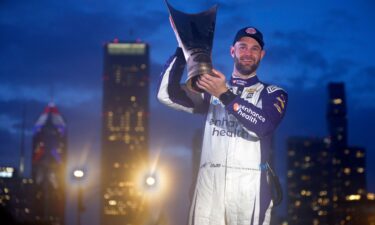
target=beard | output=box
[234,55,260,76]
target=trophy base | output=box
[185,53,214,93]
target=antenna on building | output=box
[19,102,26,177]
[50,84,55,104]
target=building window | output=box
[357,167,364,173]
[343,168,351,175]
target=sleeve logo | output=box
[267,85,283,94]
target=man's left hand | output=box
[196,69,228,98]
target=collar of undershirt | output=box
[230,74,259,87]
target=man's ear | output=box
[260,50,266,60]
[230,46,235,58]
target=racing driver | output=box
[157,25,288,225]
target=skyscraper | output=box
[286,83,369,225]
[327,83,367,224]
[101,40,150,225]
[32,102,67,225]
[287,137,332,225]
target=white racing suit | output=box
[157,48,288,225]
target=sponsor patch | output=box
[233,103,240,111]
[211,97,223,106]
[232,79,247,86]
[274,94,286,114]
[246,27,257,34]
[276,95,286,109]
[274,103,282,113]
[246,93,254,99]
[267,85,283,94]
[246,88,257,93]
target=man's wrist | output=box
[219,89,236,106]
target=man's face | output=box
[231,37,265,76]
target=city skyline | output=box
[1,0,375,224]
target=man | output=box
[157,26,288,225]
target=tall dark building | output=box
[327,83,367,224]
[327,83,348,148]
[0,167,35,223]
[287,137,332,225]
[101,40,150,225]
[286,83,370,225]
[32,102,67,225]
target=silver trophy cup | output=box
[166,1,218,93]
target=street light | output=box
[73,169,85,225]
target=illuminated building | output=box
[0,169,35,223]
[287,137,332,225]
[32,102,67,225]
[286,83,369,224]
[327,83,367,224]
[101,40,150,225]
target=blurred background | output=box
[0,0,374,224]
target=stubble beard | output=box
[234,55,260,76]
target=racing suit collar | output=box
[230,75,259,87]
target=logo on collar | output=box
[232,79,247,86]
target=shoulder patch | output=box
[266,85,283,94]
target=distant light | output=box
[0,167,15,178]
[145,175,156,187]
[367,193,375,200]
[113,38,119,43]
[346,194,361,201]
[108,200,117,206]
[357,167,364,173]
[333,98,342,104]
[73,169,85,178]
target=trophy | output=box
[166,1,218,93]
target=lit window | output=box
[305,156,311,162]
[357,167,364,173]
[109,200,117,206]
[319,191,327,196]
[344,149,350,155]
[287,170,293,178]
[301,175,310,181]
[343,168,351,175]
[113,162,120,168]
[333,98,342,104]
[288,150,295,156]
[367,193,375,200]
[344,180,351,186]
[356,151,364,158]
[130,96,136,102]
[294,200,301,207]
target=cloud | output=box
[0,84,99,107]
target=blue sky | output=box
[1,0,374,224]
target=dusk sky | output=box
[1,0,374,224]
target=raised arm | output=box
[157,48,208,114]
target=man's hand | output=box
[196,69,228,98]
